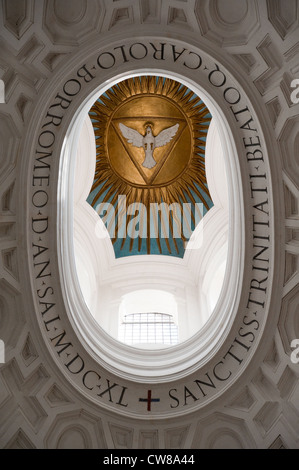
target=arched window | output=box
[118,290,179,347]
[119,312,179,346]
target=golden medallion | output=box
[88,76,212,255]
[107,94,191,187]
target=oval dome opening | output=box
[73,75,228,348]
[58,70,242,379]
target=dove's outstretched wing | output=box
[119,123,144,147]
[154,123,179,148]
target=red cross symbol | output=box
[139,390,160,411]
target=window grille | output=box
[119,312,178,346]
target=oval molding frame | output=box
[21,35,279,419]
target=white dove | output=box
[119,122,179,169]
